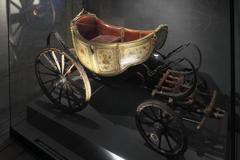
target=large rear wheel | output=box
[35,48,91,112]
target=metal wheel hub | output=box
[150,133,159,143]
[59,75,67,84]
[153,122,163,130]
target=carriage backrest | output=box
[96,19,123,39]
[124,29,151,42]
[75,15,98,40]
[75,14,152,43]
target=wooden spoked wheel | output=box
[136,100,187,157]
[35,48,91,112]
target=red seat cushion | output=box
[90,35,121,43]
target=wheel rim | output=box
[136,101,186,157]
[35,48,91,112]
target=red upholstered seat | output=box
[96,19,123,38]
[76,15,152,43]
[90,35,121,43]
[76,15,98,40]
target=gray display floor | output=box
[13,81,227,160]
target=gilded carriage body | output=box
[71,10,168,76]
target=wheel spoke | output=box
[58,84,63,103]
[164,133,174,151]
[39,71,58,76]
[49,85,58,95]
[166,126,179,133]
[158,134,162,148]
[149,106,159,121]
[51,51,61,73]
[69,85,79,98]
[165,128,178,144]
[61,54,65,74]
[142,110,156,122]
[64,64,74,76]
[39,61,58,74]
[71,75,83,81]
[68,79,85,92]
[70,86,83,99]
[141,120,154,126]
[70,85,81,95]
[69,86,83,107]
[159,109,163,121]
[43,53,58,71]
[66,87,73,108]
[43,77,59,84]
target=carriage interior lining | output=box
[75,15,152,43]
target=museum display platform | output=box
[10,80,227,160]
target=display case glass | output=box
[8,0,232,160]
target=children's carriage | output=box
[35,9,225,157]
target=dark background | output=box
[86,0,231,94]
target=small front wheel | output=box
[35,48,91,112]
[135,100,187,157]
